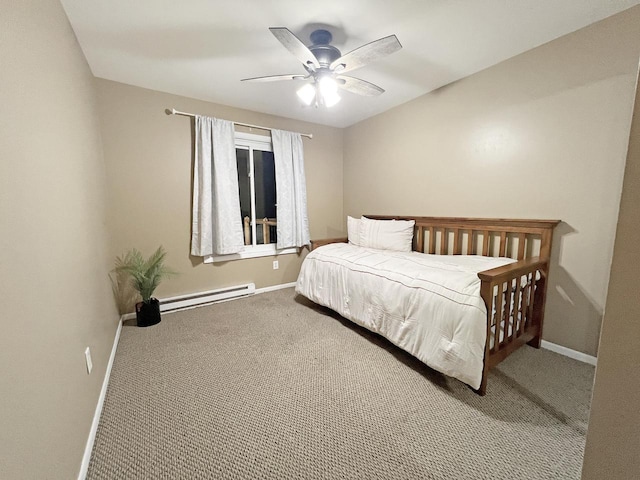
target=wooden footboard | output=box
[477,257,549,395]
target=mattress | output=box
[295,243,516,389]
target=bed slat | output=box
[428,227,435,254]
[504,279,514,344]
[517,233,526,260]
[415,226,424,253]
[467,231,475,255]
[499,231,507,257]
[514,279,522,337]
[494,289,503,353]
[453,229,462,254]
[527,274,536,333]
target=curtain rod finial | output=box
[164,108,173,115]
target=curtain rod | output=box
[165,108,313,139]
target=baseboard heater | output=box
[159,283,256,312]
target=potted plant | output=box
[114,246,176,327]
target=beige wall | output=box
[95,80,344,308]
[582,61,640,480]
[0,1,119,478]
[343,8,640,357]
[1,3,636,477]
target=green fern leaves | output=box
[113,246,177,303]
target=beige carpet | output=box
[87,288,594,479]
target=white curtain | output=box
[272,129,310,249]
[191,115,244,256]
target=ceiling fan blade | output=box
[337,75,385,96]
[269,27,320,69]
[241,74,306,82]
[330,35,402,74]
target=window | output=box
[236,135,276,246]
[205,132,297,263]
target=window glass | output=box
[235,148,252,245]
[253,150,277,245]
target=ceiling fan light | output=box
[296,83,316,106]
[317,76,340,107]
[322,89,341,108]
[318,76,338,95]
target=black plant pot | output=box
[135,298,161,327]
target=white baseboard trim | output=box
[78,318,123,480]
[541,340,597,366]
[255,281,297,294]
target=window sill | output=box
[204,244,298,263]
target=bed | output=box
[295,216,560,395]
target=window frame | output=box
[204,131,297,264]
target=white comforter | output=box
[295,243,516,389]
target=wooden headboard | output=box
[365,216,560,261]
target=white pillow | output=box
[347,216,362,246]
[359,216,415,252]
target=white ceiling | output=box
[61,0,640,128]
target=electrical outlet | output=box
[273,260,279,270]
[85,347,93,374]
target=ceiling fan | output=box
[241,28,402,108]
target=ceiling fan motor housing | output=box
[308,29,342,67]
